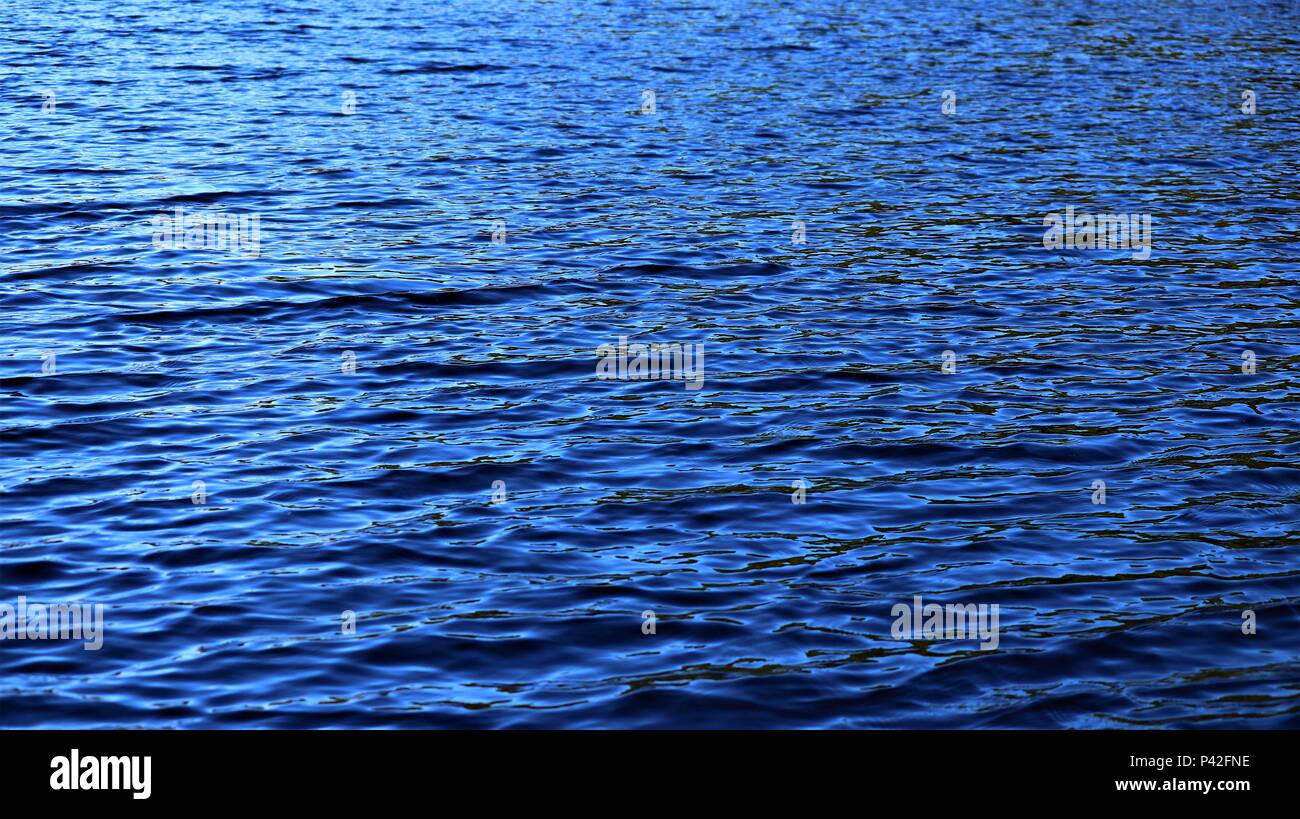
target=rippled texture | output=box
[3,0,1299,729]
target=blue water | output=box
[3,0,1299,729]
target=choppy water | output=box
[3,0,1299,729]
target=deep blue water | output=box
[3,0,1299,729]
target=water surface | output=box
[2,0,1299,728]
